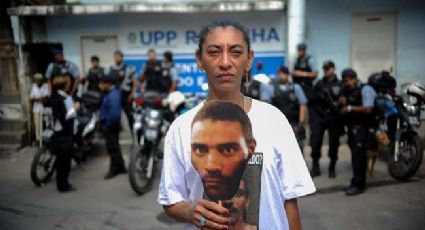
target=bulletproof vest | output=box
[144,60,170,93]
[109,64,133,92]
[51,61,73,82]
[311,76,342,116]
[293,56,314,88]
[241,80,261,100]
[271,83,300,123]
[87,67,104,91]
[343,83,375,127]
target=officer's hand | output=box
[341,106,349,114]
[190,199,230,230]
[127,94,133,103]
[338,97,347,106]
[73,102,81,111]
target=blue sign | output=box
[125,52,284,94]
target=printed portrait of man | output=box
[191,100,257,201]
[224,176,257,230]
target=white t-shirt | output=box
[158,99,316,229]
[30,83,48,113]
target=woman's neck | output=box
[207,90,247,111]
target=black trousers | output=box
[121,90,134,131]
[309,115,341,162]
[103,124,125,173]
[347,126,369,189]
[52,135,73,191]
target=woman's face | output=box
[196,26,253,94]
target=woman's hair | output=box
[197,20,251,55]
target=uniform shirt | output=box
[99,86,121,127]
[30,83,48,113]
[361,83,376,108]
[158,99,316,229]
[45,61,80,79]
[162,62,179,82]
[261,83,308,104]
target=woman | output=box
[158,20,315,230]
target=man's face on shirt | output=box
[191,119,252,201]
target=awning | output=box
[7,1,285,16]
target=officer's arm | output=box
[292,70,318,79]
[284,198,302,230]
[70,63,81,96]
[299,104,307,124]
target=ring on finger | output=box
[200,216,207,227]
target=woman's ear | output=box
[245,50,254,73]
[196,50,204,70]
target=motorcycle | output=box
[128,91,186,195]
[30,90,101,187]
[373,80,424,181]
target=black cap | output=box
[297,43,307,51]
[341,68,357,78]
[323,60,335,70]
[52,48,63,55]
[99,74,113,83]
[278,65,289,74]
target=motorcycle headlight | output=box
[404,103,419,115]
[133,121,142,131]
[145,117,161,128]
[148,110,160,118]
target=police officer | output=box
[49,76,77,192]
[85,55,105,93]
[98,74,127,179]
[340,68,376,196]
[292,43,318,100]
[45,49,80,96]
[241,62,271,102]
[271,66,308,153]
[162,51,179,92]
[142,49,172,93]
[108,51,136,131]
[309,60,344,178]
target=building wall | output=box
[305,0,425,84]
[45,11,286,92]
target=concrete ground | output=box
[1,135,424,230]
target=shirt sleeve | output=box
[30,85,36,99]
[271,107,316,200]
[259,83,274,102]
[294,84,308,104]
[158,122,189,205]
[69,62,81,79]
[308,57,318,72]
[45,63,53,79]
[362,85,376,108]
[170,67,179,81]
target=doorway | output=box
[350,12,397,81]
[80,36,118,74]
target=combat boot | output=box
[329,160,337,178]
[310,160,321,177]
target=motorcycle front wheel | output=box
[128,143,157,195]
[388,133,423,181]
[30,146,56,187]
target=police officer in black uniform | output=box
[85,55,105,93]
[292,43,318,100]
[309,60,344,178]
[142,49,172,93]
[271,66,308,153]
[340,68,376,196]
[48,77,77,192]
[108,51,136,131]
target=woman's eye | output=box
[230,50,243,57]
[207,50,220,56]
